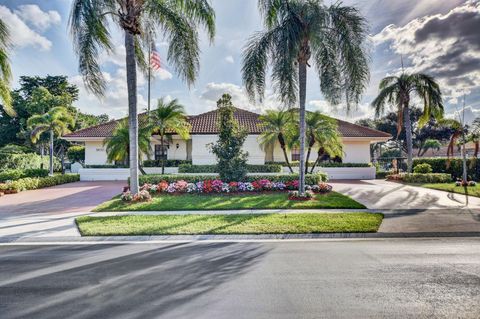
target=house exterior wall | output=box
[85,141,108,165]
[191,134,266,165]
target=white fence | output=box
[78,166,376,181]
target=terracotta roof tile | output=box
[64,107,391,139]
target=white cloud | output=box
[372,1,480,105]
[15,4,61,31]
[0,5,52,50]
[224,55,234,63]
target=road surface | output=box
[1,238,479,318]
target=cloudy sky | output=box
[1,0,479,123]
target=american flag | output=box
[150,42,161,70]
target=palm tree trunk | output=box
[310,147,324,174]
[298,61,307,194]
[161,135,165,175]
[40,144,44,170]
[404,105,413,173]
[278,134,293,173]
[125,31,139,194]
[305,135,314,175]
[49,130,54,176]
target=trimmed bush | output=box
[0,152,60,171]
[265,161,371,168]
[142,159,192,167]
[413,158,479,181]
[387,173,452,183]
[178,164,283,173]
[0,174,80,193]
[137,173,327,185]
[67,145,85,163]
[0,169,49,182]
[375,171,390,180]
[413,163,432,174]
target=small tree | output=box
[67,145,85,164]
[210,94,248,182]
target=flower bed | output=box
[121,179,333,202]
[455,180,477,187]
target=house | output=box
[64,107,391,167]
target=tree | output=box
[417,139,441,157]
[104,119,152,166]
[242,0,369,194]
[210,94,248,182]
[0,18,13,116]
[151,98,190,174]
[27,107,75,175]
[372,73,444,172]
[258,109,295,173]
[303,112,342,174]
[69,0,215,194]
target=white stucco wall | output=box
[191,134,266,165]
[150,137,188,160]
[342,141,371,163]
[85,141,108,165]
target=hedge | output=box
[387,173,452,184]
[0,174,80,193]
[143,159,192,167]
[0,152,60,171]
[137,173,328,185]
[265,161,371,168]
[413,158,479,180]
[178,164,283,173]
[0,169,49,182]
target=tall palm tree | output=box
[438,118,463,168]
[242,0,369,194]
[0,18,13,116]
[27,107,75,175]
[69,0,215,194]
[470,117,480,158]
[258,109,296,173]
[104,119,152,166]
[304,111,342,174]
[151,98,190,174]
[372,73,444,172]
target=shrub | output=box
[413,163,433,174]
[178,164,282,173]
[137,173,327,185]
[0,174,80,193]
[413,158,480,181]
[0,169,49,182]
[375,171,390,179]
[67,145,85,163]
[142,159,192,167]
[288,190,314,200]
[387,173,451,183]
[0,152,60,171]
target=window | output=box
[291,147,300,161]
[155,144,168,160]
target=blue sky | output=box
[1,0,479,123]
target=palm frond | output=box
[0,18,13,116]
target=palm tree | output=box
[470,117,480,158]
[69,0,215,194]
[304,112,342,174]
[104,119,152,166]
[27,107,75,175]
[372,73,444,172]
[417,139,441,157]
[151,98,190,174]
[258,109,295,173]
[0,18,13,116]
[242,0,369,194]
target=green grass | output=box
[93,192,366,212]
[421,183,480,197]
[76,213,383,236]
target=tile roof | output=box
[64,107,391,139]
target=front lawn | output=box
[421,183,480,197]
[93,192,366,212]
[76,213,383,236]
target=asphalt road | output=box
[1,239,479,319]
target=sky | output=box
[1,0,479,124]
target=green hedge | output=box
[388,173,452,184]
[137,173,327,185]
[0,169,49,182]
[0,152,60,171]
[413,158,479,180]
[143,159,192,167]
[0,174,80,193]
[375,171,390,179]
[178,164,283,173]
[265,161,371,168]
